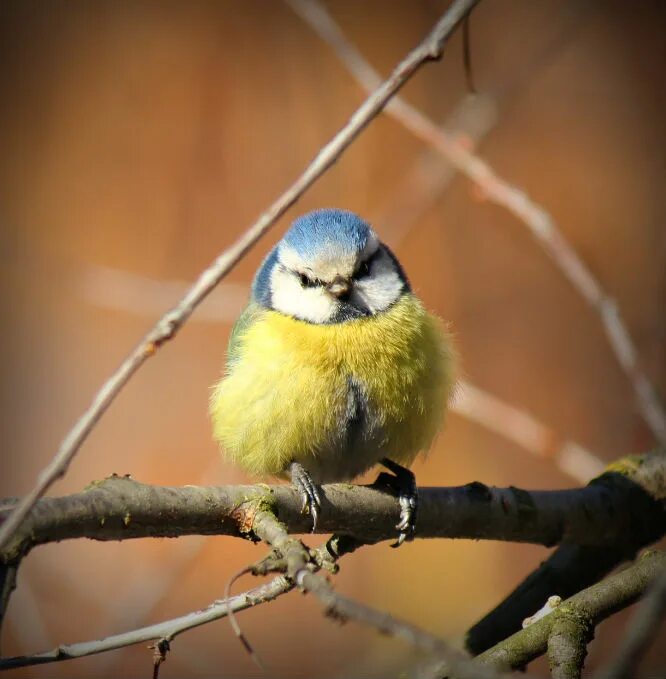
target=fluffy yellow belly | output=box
[210,293,455,482]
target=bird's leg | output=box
[374,458,418,548]
[289,461,321,533]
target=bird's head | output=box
[252,209,410,323]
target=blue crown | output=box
[280,209,371,259]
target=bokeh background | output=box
[1,1,664,677]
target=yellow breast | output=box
[210,293,455,481]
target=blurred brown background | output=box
[1,1,664,677]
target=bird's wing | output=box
[225,301,265,370]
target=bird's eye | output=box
[354,259,371,280]
[298,272,318,288]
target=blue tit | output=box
[210,208,455,545]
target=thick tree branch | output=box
[1,452,663,673]
[422,551,665,678]
[473,551,665,674]
[465,450,666,655]
[1,451,664,565]
[466,544,634,657]
[0,0,480,554]
[547,612,591,679]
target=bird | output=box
[210,208,455,545]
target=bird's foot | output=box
[374,458,418,548]
[289,462,321,533]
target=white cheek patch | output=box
[270,267,337,324]
[354,250,404,314]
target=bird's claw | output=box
[290,462,321,532]
[375,458,418,548]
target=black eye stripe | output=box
[294,248,383,287]
[353,248,382,280]
[298,272,321,288]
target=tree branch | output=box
[421,551,665,678]
[473,551,666,674]
[1,452,663,673]
[0,576,292,671]
[465,450,666,655]
[1,451,663,565]
[466,544,634,657]
[0,535,363,671]
[547,612,591,679]
[0,0,480,554]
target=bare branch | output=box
[287,0,666,446]
[224,567,266,671]
[421,551,665,678]
[0,576,292,670]
[547,613,591,679]
[0,535,362,671]
[0,0,480,554]
[378,93,498,245]
[465,450,666,655]
[466,544,632,657]
[1,450,664,564]
[2,452,663,673]
[472,551,666,674]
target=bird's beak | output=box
[327,276,351,299]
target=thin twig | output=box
[224,567,266,671]
[92,461,227,677]
[381,0,594,246]
[149,638,169,679]
[0,536,360,670]
[2,571,53,658]
[287,0,666,446]
[0,0,480,553]
[378,92,498,247]
[0,576,292,670]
